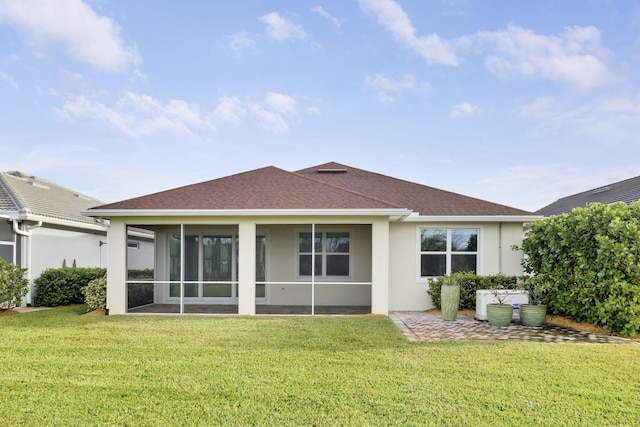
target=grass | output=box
[1,307,639,426]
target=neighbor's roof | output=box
[0,171,105,226]
[89,162,534,218]
[537,175,640,216]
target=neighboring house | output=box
[537,175,640,216]
[85,162,540,315]
[0,171,154,306]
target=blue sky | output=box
[1,0,640,212]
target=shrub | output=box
[427,272,523,310]
[127,269,154,280]
[35,267,107,307]
[82,275,106,311]
[518,202,640,338]
[0,258,29,308]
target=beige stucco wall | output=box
[388,221,526,312]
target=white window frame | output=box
[416,226,481,281]
[295,228,353,280]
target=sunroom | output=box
[105,215,397,316]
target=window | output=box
[419,228,478,277]
[298,231,350,277]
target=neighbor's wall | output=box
[29,225,107,305]
[388,221,526,311]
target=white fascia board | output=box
[13,212,108,232]
[83,208,414,218]
[401,215,543,223]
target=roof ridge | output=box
[290,167,406,210]
[297,162,529,214]
[0,173,26,212]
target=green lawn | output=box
[1,306,639,426]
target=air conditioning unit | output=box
[475,290,529,321]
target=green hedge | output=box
[427,272,523,310]
[35,268,107,307]
[519,202,640,338]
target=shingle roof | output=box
[0,171,104,225]
[296,162,533,216]
[91,163,533,216]
[537,175,640,216]
[93,166,400,210]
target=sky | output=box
[1,0,640,213]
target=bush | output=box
[519,202,640,338]
[427,272,523,310]
[0,258,29,308]
[35,267,107,307]
[127,269,154,280]
[82,275,106,311]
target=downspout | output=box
[12,220,43,306]
[498,222,503,275]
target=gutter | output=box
[13,220,42,236]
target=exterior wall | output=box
[29,225,107,305]
[388,221,526,311]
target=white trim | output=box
[416,225,483,282]
[83,208,413,218]
[403,215,541,223]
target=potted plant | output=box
[486,285,514,327]
[440,273,460,321]
[519,277,547,327]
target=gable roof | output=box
[537,175,640,216]
[0,171,105,227]
[88,162,535,219]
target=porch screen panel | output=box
[169,234,198,298]
[256,235,266,298]
[299,232,322,276]
[326,232,349,276]
[203,236,233,298]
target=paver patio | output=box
[390,311,637,344]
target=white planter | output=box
[475,290,529,321]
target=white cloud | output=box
[265,92,297,115]
[463,24,611,90]
[213,92,302,133]
[227,32,257,54]
[0,0,139,72]
[450,102,479,118]
[364,73,429,104]
[213,96,246,125]
[0,71,18,89]
[259,12,308,42]
[357,0,458,66]
[55,92,210,137]
[311,6,341,30]
[518,95,640,144]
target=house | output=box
[0,171,109,305]
[537,175,640,216]
[85,162,540,315]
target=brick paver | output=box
[390,312,637,344]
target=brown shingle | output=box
[91,162,534,216]
[295,162,533,216]
[93,166,400,210]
